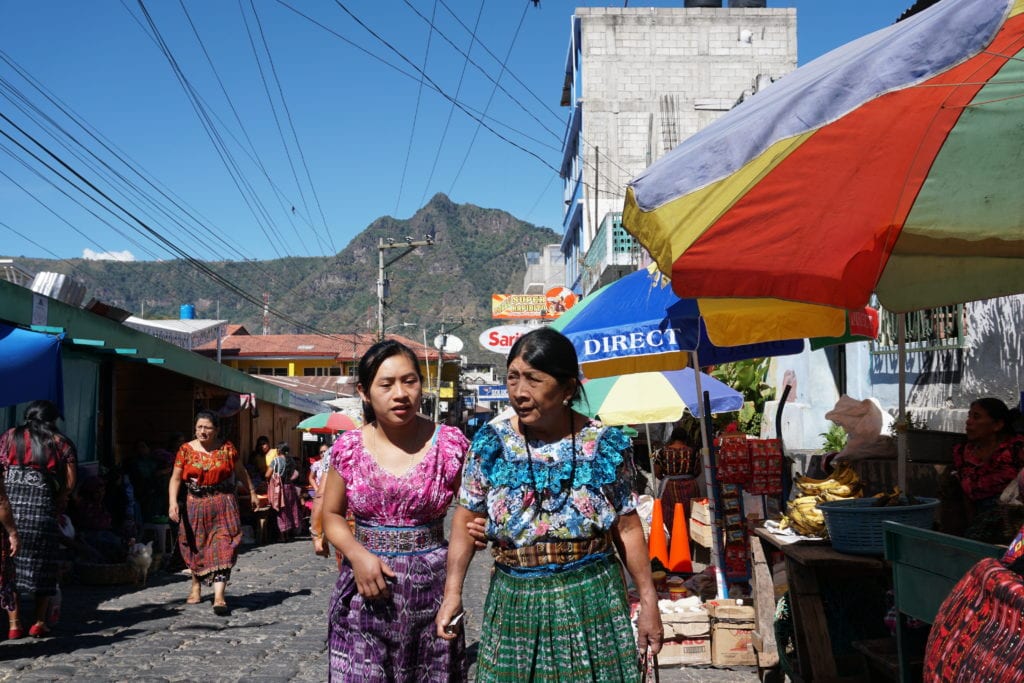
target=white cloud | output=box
[82,248,135,262]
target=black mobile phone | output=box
[444,610,465,634]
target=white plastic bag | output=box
[825,395,897,460]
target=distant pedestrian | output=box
[1,399,77,639]
[265,442,303,541]
[168,411,257,615]
[321,339,470,680]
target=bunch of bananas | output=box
[778,462,865,537]
[779,495,826,536]
[794,461,865,501]
[872,487,913,507]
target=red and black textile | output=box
[924,557,1024,682]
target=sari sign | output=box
[478,325,533,355]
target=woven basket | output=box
[818,497,940,556]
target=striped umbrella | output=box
[579,368,743,425]
[624,0,1024,313]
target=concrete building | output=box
[523,245,567,295]
[559,1,797,294]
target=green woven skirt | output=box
[476,556,640,683]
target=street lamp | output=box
[377,236,434,339]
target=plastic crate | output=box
[819,497,940,555]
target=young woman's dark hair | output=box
[358,339,423,424]
[15,399,68,471]
[506,327,584,405]
[972,397,1013,436]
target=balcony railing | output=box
[872,304,966,354]
[580,212,641,293]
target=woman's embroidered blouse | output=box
[458,419,636,548]
[174,441,238,487]
[330,424,468,528]
[953,435,1024,502]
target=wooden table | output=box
[753,527,889,682]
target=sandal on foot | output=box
[7,626,23,640]
[28,623,50,638]
[212,602,229,616]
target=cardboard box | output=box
[690,498,711,525]
[689,518,714,548]
[707,599,757,666]
[662,608,710,639]
[659,637,711,666]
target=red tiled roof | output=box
[195,331,454,362]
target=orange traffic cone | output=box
[668,503,693,573]
[648,499,669,566]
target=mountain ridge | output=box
[7,194,562,364]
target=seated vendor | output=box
[652,427,701,535]
[951,397,1024,543]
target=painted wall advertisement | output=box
[491,287,577,320]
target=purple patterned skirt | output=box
[328,543,465,682]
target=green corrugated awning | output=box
[2,280,300,408]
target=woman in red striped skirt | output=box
[168,411,257,615]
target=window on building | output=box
[872,304,966,354]
[303,367,343,376]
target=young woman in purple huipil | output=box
[321,340,469,681]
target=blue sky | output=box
[0,1,913,263]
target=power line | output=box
[394,0,438,217]
[0,48,305,292]
[248,0,336,253]
[447,1,529,195]
[175,0,321,256]
[406,0,563,145]
[0,110,346,340]
[418,0,484,208]
[329,0,560,178]
[135,0,291,259]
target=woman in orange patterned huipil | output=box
[168,411,256,614]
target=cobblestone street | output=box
[0,533,761,682]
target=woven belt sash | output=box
[354,519,445,555]
[492,535,610,568]
[186,480,234,497]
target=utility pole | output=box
[433,318,464,422]
[377,235,434,339]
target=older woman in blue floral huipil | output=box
[437,328,663,682]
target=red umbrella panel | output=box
[624,0,1024,313]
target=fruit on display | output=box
[778,495,827,537]
[778,462,866,537]
[872,487,917,506]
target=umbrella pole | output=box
[692,351,728,599]
[644,423,660,496]
[897,313,908,492]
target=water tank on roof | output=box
[728,0,767,7]
[180,304,196,320]
[684,0,722,7]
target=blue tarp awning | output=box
[0,322,64,411]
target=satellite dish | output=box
[434,334,464,353]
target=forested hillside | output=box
[10,194,561,363]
